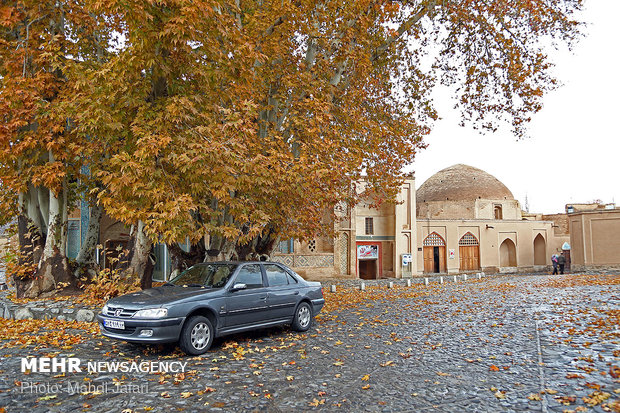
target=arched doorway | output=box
[500,238,517,267]
[533,234,546,265]
[459,232,480,271]
[423,232,446,273]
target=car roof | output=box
[194,261,285,265]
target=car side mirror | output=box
[231,283,247,291]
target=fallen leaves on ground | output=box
[582,391,611,406]
[0,318,98,350]
[494,390,506,399]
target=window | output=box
[67,219,81,259]
[264,264,289,286]
[494,204,503,220]
[423,232,445,246]
[279,239,294,254]
[287,273,299,284]
[178,236,190,253]
[365,217,374,235]
[170,265,206,285]
[235,264,263,288]
[168,264,237,287]
[458,232,479,246]
[308,239,316,252]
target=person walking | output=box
[557,253,566,274]
[551,254,559,275]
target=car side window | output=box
[287,273,298,284]
[235,264,263,289]
[264,264,289,286]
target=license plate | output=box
[104,319,125,329]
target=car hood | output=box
[106,286,216,308]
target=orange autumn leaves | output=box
[1,0,584,260]
[0,318,98,350]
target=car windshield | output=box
[168,264,237,288]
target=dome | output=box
[417,164,514,203]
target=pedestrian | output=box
[557,253,566,274]
[551,254,558,275]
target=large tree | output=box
[0,0,114,296]
[87,0,580,268]
[2,0,583,289]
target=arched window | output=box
[423,232,445,246]
[494,204,503,220]
[458,232,479,246]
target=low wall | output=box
[271,253,335,269]
[570,264,620,273]
[0,292,99,323]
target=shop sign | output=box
[357,244,378,260]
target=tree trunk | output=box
[235,227,278,261]
[14,212,44,298]
[118,220,153,288]
[24,184,73,298]
[205,235,237,262]
[26,184,45,239]
[74,203,103,280]
[167,241,206,275]
[141,257,154,290]
[37,185,50,231]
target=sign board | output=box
[449,249,455,259]
[357,244,378,260]
[402,254,412,266]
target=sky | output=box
[408,1,620,215]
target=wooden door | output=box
[423,247,434,273]
[438,246,446,272]
[423,232,447,273]
[459,246,480,271]
[359,260,377,279]
[424,246,447,273]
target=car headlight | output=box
[133,308,168,319]
[102,304,109,315]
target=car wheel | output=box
[292,302,313,332]
[179,316,214,356]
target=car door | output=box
[224,264,269,328]
[264,263,301,321]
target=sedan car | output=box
[97,261,325,355]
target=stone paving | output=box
[0,273,618,412]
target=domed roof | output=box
[417,164,514,203]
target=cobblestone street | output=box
[1,273,618,412]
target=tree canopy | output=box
[0,0,582,294]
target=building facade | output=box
[60,164,589,281]
[272,177,417,280]
[414,164,569,274]
[568,204,620,269]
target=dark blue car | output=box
[97,261,325,355]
